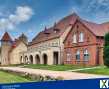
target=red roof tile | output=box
[30,13,109,46]
[30,13,79,45]
[1,32,12,41]
[80,19,109,37]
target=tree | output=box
[104,33,109,67]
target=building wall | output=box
[64,20,104,66]
[1,42,12,65]
[10,42,27,64]
[22,38,61,65]
[21,25,72,65]
[59,25,72,64]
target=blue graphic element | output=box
[0,78,109,89]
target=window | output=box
[87,37,90,42]
[84,49,89,61]
[76,50,80,60]
[79,32,84,42]
[73,34,77,43]
[67,53,71,61]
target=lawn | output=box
[0,71,32,84]
[23,64,88,71]
[78,66,109,75]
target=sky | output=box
[0,0,109,41]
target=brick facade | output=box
[64,20,104,66]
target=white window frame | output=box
[83,49,89,61]
[79,32,84,42]
[73,34,77,43]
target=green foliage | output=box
[104,33,109,67]
[0,71,31,83]
[23,64,87,71]
[78,66,109,75]
[104,33,109,46]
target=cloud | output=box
[97,0,109,6]
[83,0,109,13]
[70,0,109,22]
[0,6,33,30]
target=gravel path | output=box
[0,67,108,80]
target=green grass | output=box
[78,66,109,75]
[0,71,32,84]
[23,64,88,71]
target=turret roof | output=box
[1,32,12,41]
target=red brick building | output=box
[64,14,109,66]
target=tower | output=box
[1,32,12,65]
[19,33,28,44]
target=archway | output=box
[20,56,23,63]
[53,52,59,65]
[29,55,33,64]
[24,56,28,64]
[43,54,48,65]
[35,55,40,64]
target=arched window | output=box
[84,49,89,60]
[73,34,77,43]
[76,50,80,60]
[79,32,84,42]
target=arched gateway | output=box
[43,54,48,65]
[35,55,40,64]
[29,55,33,64]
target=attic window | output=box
[54,30,57,33]
[79,32,84,42]
[54,29,60,33]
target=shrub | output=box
[104,33,109,67]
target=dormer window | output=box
[54,29,60,33]
[79,32,84,42]
[54,30,57,33]
[73,34,77,43]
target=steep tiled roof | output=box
[30,13,109,46]
[1,32,12,41]
[80,20,109,37]
[30,13,79,45]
